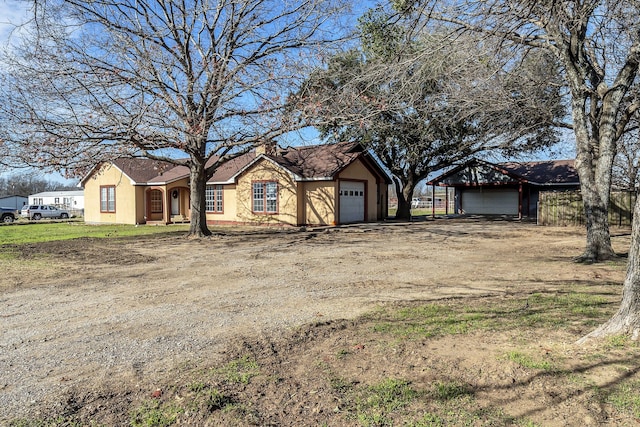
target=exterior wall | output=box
[83,163,140,224]
[135,186,146,223]
[0,196,28,210]
[301,181,336,226]
[337,159,381,222]
[235,158,298,225]
[378,182,388,220]
[206,184,238,223]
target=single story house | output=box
[428,158,580,218]
[29,190,85,211]
[0,195,28,210]
[81,141,391,226]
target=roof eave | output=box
[529,181,581,187]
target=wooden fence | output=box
[537,191,636,227]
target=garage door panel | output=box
[462,189,518,215]
[340,181,365,223]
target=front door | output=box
[171,189,180,215]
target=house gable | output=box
[83,162,144,224]
[233,157,299,225]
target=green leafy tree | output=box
[293,6,565,220]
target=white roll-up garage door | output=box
[339,181,365,223]
[462,188,519,215]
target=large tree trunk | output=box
[394,177,417,221]
[574,146,616,262]
[578,196,640,343]
[187,160,212,238]
[567,85,616,263]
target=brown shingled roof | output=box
[100,142,385,185]
[112,158,177,183]
[207,151,257,183]
[266,141,363,179]
[500,160,579,185]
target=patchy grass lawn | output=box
[0,222,190,245]
[11,288,640,426]
[2,220,637,426]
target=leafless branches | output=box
[1,0,347,173]
[0,0,348,234]
[404,0,640,261]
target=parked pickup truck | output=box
[0,207,17,223]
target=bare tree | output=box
[0,172,77,196]
[0,0,346,237]
[293,7,564,220]
[403,0,640,261]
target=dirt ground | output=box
[1,218,638,426]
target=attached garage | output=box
[339,181,365,223]
[461,188,519,215]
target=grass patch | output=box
[0,222,190,245]
[608,380,640,418]
[204,388,235,412]
[349,378,419,426]
[505,351,554,371]
[604,334,637,349]
[130,400,183,427]
[432,380,474,400]
[388,208,449,217]
[367,290,615,339]
[0,246,18,260]
[212,355,260,385]
[339,378,514,427]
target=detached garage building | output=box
[428,158,580,219]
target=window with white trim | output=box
[205,185,224,213]
[252,181,278,214]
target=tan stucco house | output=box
[81,142,391,226]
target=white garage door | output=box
[462,188,519,215]
[339,181,365,223]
